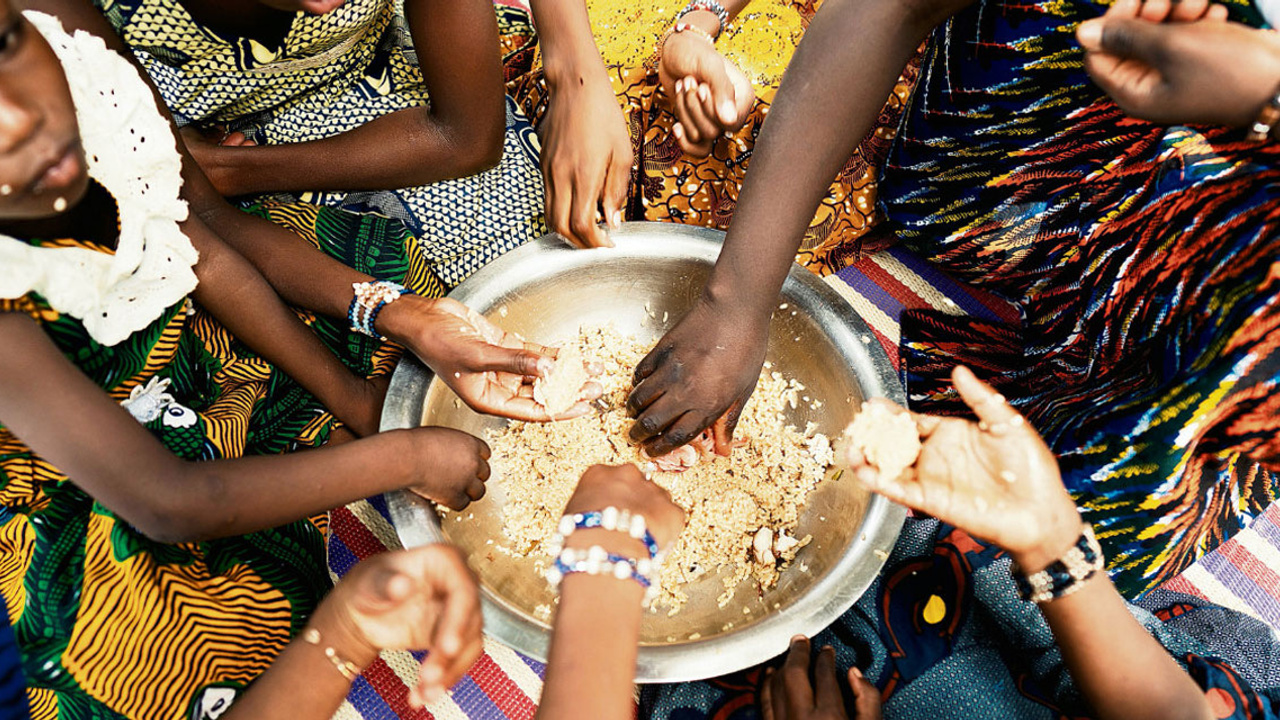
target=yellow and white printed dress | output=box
[94,0,546,287]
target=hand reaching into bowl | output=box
[379,296,603,423]
[844,365,1080,573]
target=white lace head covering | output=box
[0,12,196,347]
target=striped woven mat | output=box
[328,246,1280,719]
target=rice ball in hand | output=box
[838,400,922,483]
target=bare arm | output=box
[629,0,969,457]
[0,312,489,543]
[185,216,382,436]
[195,0,507,196]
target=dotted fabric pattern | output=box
[96,0,546,286]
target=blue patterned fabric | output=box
[0,594,29,720]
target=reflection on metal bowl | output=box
[381,222,905,683]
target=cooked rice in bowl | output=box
[455,325,834,614]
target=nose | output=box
[0,89,40,154]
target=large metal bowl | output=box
[381,222,905,683]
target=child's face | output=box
[0,1,88,221]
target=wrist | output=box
[372,292,435,346]
[674,9,722,38]
[543,41,610,96]
[563,526,649,560]
[1008,503,1084,574]
[702,273,776,325]
[306,601,380,675]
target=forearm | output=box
[222,598,377,720]
[186,217,364,419]
[704,0,947,318]
[529,0,610,91]
[209,107,502,197]
[537,575,644,720]
[1036,575,1212,720]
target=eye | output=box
[0,21,23,57]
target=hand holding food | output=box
[308,544,483,709]
[843,365,1081,572]
[385,297,602,422]
[563,464,688,552]
[659,29,755,157]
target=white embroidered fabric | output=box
[0,12,196,347]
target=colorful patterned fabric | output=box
[872,0,1280,597]
[94,0,547,287]
[0,595,27,720]
[640,519,1280,720]
[506,0,919,275]
[0,203,441,720]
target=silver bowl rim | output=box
[381,222,907,683]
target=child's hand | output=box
[847,366,1081,573]
[310,544,483,708]
[385,297,603,422]
[403,427,490,511]
[659,31,755,157]
[760,637,881,720]
[564,464,687,551]
[1076,2,1280,128]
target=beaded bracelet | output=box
[1011,524,1104,604]
[348,280,412,341]
[544,545,660,604]
[302,627,363,681]
[1248,85,1280,142]
[679,0,729,36]
[548,506,661,559]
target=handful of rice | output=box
[482,326,832,613]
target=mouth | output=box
[30,141,84,195]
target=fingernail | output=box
[536,357,554,377]
[675,78,684,92]
[718,100,737,123]
[791,634,806,644]
[421,665,442,684]
[611,210,622,228]
[1077,19,1102,47]
[723,130,733,139]
[698,84,710,101]
[673,123,685,139]
[850,666,863,679]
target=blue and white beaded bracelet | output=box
[544,545,659,604]
[347,280,412,341]
[548,506,660,560]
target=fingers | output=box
[633,341,669,384]
[951,365,1021,430]
[470,344,545,378]
[1103,0,1141,19]
[674,77,718,155]
[602,145,631,231]
[569,177,613,248]
[813,646,843,713]
[699,58,741,127]
[710,405,741,456]
[1168,0,1209,22]
[629,393,682,445]
[848,667,883,720]
[643,410,710,458]
[1137,0,1171,21]
[760,668,777,720]
[782,636,814,715]
[1206,3,1229,21]
[1077,15,1169,61]
[414,546,483,706]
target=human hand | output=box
[178,125,256,196]
[1076,0,1280,127]
[563,464,687,551]
[540,67,633,248]
[402,426,490,510]
[846,366,1081,573]
[381,296,602,422]
[658,31,755,157]
[310,544,483,708]
[760,637,881,720]
[628,296,769,457]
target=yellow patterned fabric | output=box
[508,0,919,275]
[95,0,546,286]
[0,202,441,719]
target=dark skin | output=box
[32,0,601,425]
[167,0,506,198]
[628,0,1280,457]
[766,367,1217,720]
[0,2,491,542]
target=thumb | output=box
[472,343,547,377]
[1077,16,1169,61]
[353,565,415,616]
